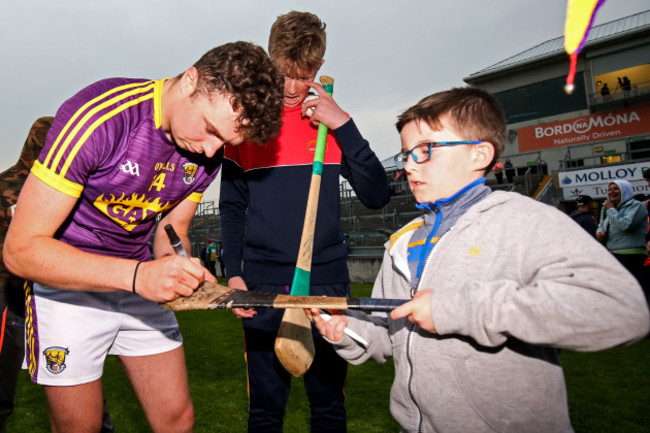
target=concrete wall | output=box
[347,257,383,284]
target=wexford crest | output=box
[43,346,70,374]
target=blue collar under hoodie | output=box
[407,178,491,288]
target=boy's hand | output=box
[302,81,350,130]
[390,289,437,333]
[306,308,347,343]
[228,276,257,319]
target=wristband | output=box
[133,261,143,294]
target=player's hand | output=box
[134,255,206,302]
[193,257,217,283]
[596,230,607,241]
[306,308,347,343]
[390,289,437,333]
[302,81,350,130]
[228,276,257,319]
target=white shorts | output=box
[25,282,183,386]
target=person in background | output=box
[505,158,515,184]
[641,168,650,216]
[596,180,648,296]
[570,195,597,237]
[0,118,51,432]
[622,76,631,96]
[217,241,226,279]
[642,167,650,254]
[200,241,208,268]
[206,239,218,277]
[308,87,649,433]
[493,159,504,184]
[600,83,610,97]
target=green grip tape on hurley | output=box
[290,267,311,296]
[312,161,324,175]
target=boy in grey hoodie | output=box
[308,87,650,433]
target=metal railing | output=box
[558,135,650,171]
[588,79,650,106]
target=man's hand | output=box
[228,276,256,319]
[390,289,437,333]
[198,258,218,283]
[305,308,347,343]
[134,255,207,303]
[302,81,350,130]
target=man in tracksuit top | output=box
[309,87,650,432]
[219,11,390,433]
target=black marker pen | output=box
[164,224,190,258]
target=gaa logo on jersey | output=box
[43,346,70,374]
[182,163,198,185]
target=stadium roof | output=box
[381,154,396,170]
[466,9,650,80]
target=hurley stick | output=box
[163,281,407,312]
[274,76,334,377]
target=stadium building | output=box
[464,9,650,206]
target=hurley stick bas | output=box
[274,76,334,377]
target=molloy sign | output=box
[559,162,650,200]
[558,162,650,187]
[518,104,650,152]
[562,180,650,201]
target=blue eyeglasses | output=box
[393,141,482,170]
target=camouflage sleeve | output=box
[0,117,53,288]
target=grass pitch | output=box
[7,285,650,432]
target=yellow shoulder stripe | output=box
[187,192,204,203]
[31,161,84,198]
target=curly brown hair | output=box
[192,41,284,144]
[268,11,326,76]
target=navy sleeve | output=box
[219,158,248,279]
[335,119,390,210]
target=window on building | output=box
[565,159,585,169]
[592,53,650,98]
[601,155,622,164]
[629,138,650,161]
[495,74,587,124]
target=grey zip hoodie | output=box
[333,191,650,433]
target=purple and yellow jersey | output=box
[31,78,222,261]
